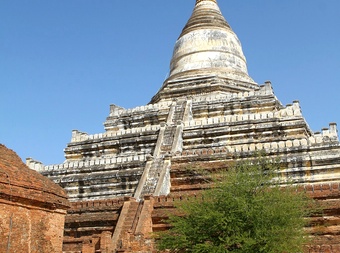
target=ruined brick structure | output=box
[0,144,70,253]
[27,0,340,252]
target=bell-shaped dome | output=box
[168,0,253,83]
[150,0,257,103]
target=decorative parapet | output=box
[278,100,302,117]
[26,157,45,172]
[153,183,340,204]
[311,123,339,143]
[69,198,126,210]
[108,101,172,118]
[109,104,125,117]
[27,154,148,172]
[178,134,340,159]
[183,106,303,128]
[71,130,89,142]
[263,80,274,93]
[190,81,274,104]
[178,138,311,157]
[153,194,201,205]
[303,183,340,195]
[70,125,161,143]
[104,101,172,131]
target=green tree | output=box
[157,157,315,253]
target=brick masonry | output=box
[0,144,70,253]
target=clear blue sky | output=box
[1,0,340,165]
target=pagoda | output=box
[28,1,340,252]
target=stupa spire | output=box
[167,0,253,83]
[150,0,257,103]
[180,0,231,38]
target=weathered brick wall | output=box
[63,198,125,252]
[0,144,70,253]
[0,200,66,253]
[305,184,340,253]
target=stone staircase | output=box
[134,99,192,200]
[111,199,144,252]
